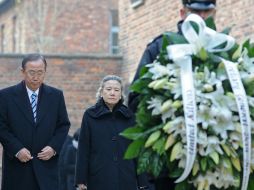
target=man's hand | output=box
[37,146,55,160]
[77,184,87,190]
[16,148,33,163]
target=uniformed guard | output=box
[128,1,217,190]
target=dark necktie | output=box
[31,93,37,122]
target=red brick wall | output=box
[0,53,122,133]
[119,0,254,85]
[0,0,118,54]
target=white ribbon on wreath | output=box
[166,14,251,190]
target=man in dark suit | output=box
[0,53,70,190]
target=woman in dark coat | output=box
[75,75,148,190]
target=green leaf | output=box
[243,39,254,57]
[248,43,254,57]
[209,53,223,63]
[136,104,151,128]
[145,130,161,147]
[152,136,166,155]
[165,32,187,44]
[161,33,170,51]
[243,80,254,96]
[222,79,233,93]
[143,123,165,136]
[207,156,216,170]
[217,51,230,60]
[168,167,183,178]
[175,180,192,190]
[135,97,162,129]
[247,173,254,190]
[209,152,220,165]
[242,39,250,52]
[120,126,144,140]
[205,15,216,30]
[150,154,164,177]
[130,78,151,93]
[139,65,149,77]
[189,21,199,34]
[158,38,171,65]
[141,71,153,79]
[200,157,207,172]
[137,150,152,174]
[232,44,242,61]
[124,139,145,159]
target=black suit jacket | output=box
[0,81,70,190]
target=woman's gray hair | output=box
[96,75,125,102]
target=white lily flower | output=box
[196,84,237,139]
[178,156,186,168]
[200,83,236,111]
[197,135,223,156]
[194,67,221,92]
[229,132,241,141]
[248,96,254,107]
[212,107,235,139]
[229,132,242,150]
[239,48,254,74]
[163,116,184,134]
[161,109,175,123]
[147,97,162,115]
[148,62,169,80]
[197,131,208,156]
[216,165,240,188]
[192,171,216,190]
[148,62,179,80]
[216,62,228,81]
[167,63,180,77]
[198,145,206,156]
[192,167,239,190]
[204,67,221,86]
[232,115,240,122]
[197,104,217,130]
[167,77,182,99]
[197,130,208,145]
[205,136,224,155]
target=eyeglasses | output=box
[26,70,45,77]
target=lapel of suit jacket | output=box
[35,83,52,125]
[13,81,34,125]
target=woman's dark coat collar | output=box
[87,98,133,119]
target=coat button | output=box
[112,136,117,141]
